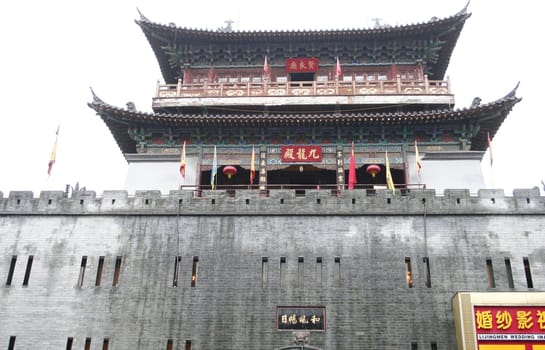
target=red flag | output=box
[348,142,357,189]
[263,56,271,80]
[207,67,216,83]
[182,66,192,84]
[335,57,342,79]
[414,140,422,176]
[487,132,493,167]
[47,125,59,176]
[250,146,256,185]
[179,141,186,178]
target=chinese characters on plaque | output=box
[281,146,322,163]
[474,306,545,344]
[285,58,319,73]
[276,306,326,331]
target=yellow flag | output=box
[385,151,395,195]
[47,125,60,176]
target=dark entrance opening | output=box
[290,72,315,85]
[198,164,405,190]
[267,165,336,189]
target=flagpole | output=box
[490,161,494,189]
[414,140,422,188]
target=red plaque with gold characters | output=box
[276,306,326,331]
[280,145,322,163]
[285,58,319,73]
[474,306,545,349]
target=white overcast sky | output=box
[0,0,541,196]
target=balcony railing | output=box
[180,183,426,198]
[155,76,451,99]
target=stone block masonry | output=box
[1,187,544,349]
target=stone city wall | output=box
[1,188,544,349]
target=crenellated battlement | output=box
[1,187,543,216]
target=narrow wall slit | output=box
[22,255,34,286]
[112,256,122,287]
[334,256,341,287]
[523,257,533,288]
[423,257,431,288]
[6,255,17,286]
[191,256,199,287]
[486,257,495,288]
[505,257,514,288]
[298,257,304,288]
[280,257,287,288]
[8,336,16,350]
[261,257,268,288]
[173,256,181,287]
[96,256,105,286]
[316,257,322,287]
[78,256,88,287]
[405,257,413,288]
[66,337,73,350]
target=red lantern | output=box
[222,165,237,179]
[366,164,381,178]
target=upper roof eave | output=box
[135,8,470,41]
[136,7,471,83]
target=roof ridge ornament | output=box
[456,0,471,16]
[504,81,520,99]
[136,7,150,22]
[89,87,105,105]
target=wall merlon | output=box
[101,190,129,209]
[477,188,506,198]
[443,189,470,198]
[134,190,162,208]
[513,187,541,198]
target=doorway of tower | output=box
[289,72,315,86]
[267,165,336,190]
[200,165,259,190]
[345,163,406,189]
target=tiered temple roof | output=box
[89,5,521,160]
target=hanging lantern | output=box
[222,165,237,179]
[366,164,381,178]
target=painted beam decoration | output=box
[474,306,545,349]
[276,306,326,331]
[285,58,319,73]
[281,145,322,162]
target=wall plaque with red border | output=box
[474,305,545,348]
[281,145,322,162]
[285,58,319,73]
[276,306,326,331]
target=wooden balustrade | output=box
[155,76,450,99]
